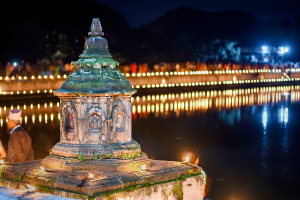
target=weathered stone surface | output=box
[0,186,78,200]
[0,159,204,199]
[42,153,150,172]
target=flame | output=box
[0,160,4,165]
[185,156,189,162]
[25,184,36,192]
[141,164,147,170]
[40,166,45,171]
[88,173,94,179]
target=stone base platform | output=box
[0,159,204,199]
[41,153,150,172]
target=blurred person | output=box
[138,63,143,73]
[154,64,159,72]
[142,63,148,73]
[65,63,72,75]
[0,140,6,159]
[5,62,12,76]
[131,62,137,74]
[0,62,4,76]
[176,63,180,71]
[6,109,34,164]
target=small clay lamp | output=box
[182,147,199,165]
[87,173,94,179]
[25,184,36,193]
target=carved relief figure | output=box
[66,114,74,132]
[116,115,124,132]
[89,114,101,131]
[64,111,75,140]
[61,100,78,143]
[83,108,106,144]
[112,103,131,143]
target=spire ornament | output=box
[88,18,104,36]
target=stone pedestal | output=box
[0,160,204,200]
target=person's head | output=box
[7,109,21,130]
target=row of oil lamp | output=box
[125,68,299,77]
[0,90,53,95]
[0,74,67,81]
[132,77,300,89]
[1,77,299,95]
[1,68,300,81]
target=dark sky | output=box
[95,0,299,27]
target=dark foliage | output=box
[0,2,299,64]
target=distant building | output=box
[240,46,288,64]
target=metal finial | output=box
[88,18,104,36]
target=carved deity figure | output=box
[64,112,75,140]
[65,113,74,133]
[89,114,101,131]
[116,115,124,132]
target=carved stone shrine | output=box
[0,18,205,200]
[41,18,149,171]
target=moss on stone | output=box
[96,172,203,199]
[37,185,54,193]
[172,180,183,200]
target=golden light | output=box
[87,173,94,179]
[38,75,42,79]
[141,164,147,170]
[184,156,190,162]
[0,160,4,165]
[40,166,45,171]
[25,184,36,193]
[31,76,35,79]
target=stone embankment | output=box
[0,71,300,96]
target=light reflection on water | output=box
[0,85,299,199]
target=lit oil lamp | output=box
[141,164,147,172]
[184,156,190,163]
[40,166,49,172]
[182,148,199,165]
[25,184,36,193]
[87,173,94,179]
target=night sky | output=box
[95,0,299,27]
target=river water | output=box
[0,85,299,199]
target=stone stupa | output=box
[0,19,204,200]
[41,18,150,172]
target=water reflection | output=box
[131,85,300,120]
[261,109,268,175]
[0,85,299,199]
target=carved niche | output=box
[83,107,106,144]
[112,102,131,143]
[61,101,79,143]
